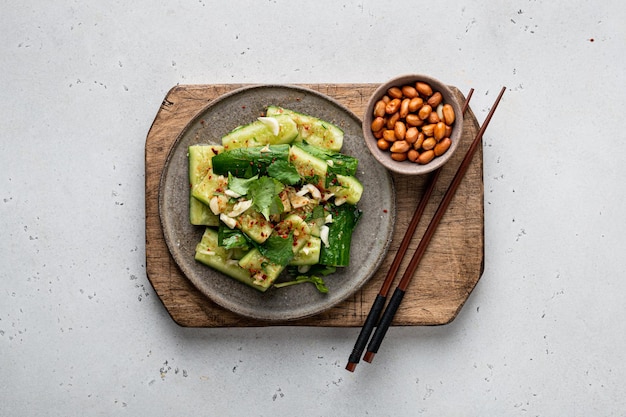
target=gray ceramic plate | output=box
[159,85,395,321]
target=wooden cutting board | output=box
[145,83,483,327]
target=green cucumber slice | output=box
[221,114,298,150]
[188,145,224,226]
[266,106,344,151]
[194,228,260,289]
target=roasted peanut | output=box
[394,121,407,140]
[421,123,435,137]
[405,114,422,127]
[434,122,447,141]
[442,104,455,124]
[414,132,425,149]
[408,97,423,112]
[417,150,435,164]
[405,126,418,144]
[377,139,391,151]
[391,152,408,162]
[422,137,437,151]
[427,92,443,107]
[434,138,451,156]
[390,140,410,153]
[387,87,403,99]
[407,149,419,162]
[416,82,433,97]
[427,111,440,124]
[382,129,397,142]
[445,124,452,138]
[371,116,385,132]
[401,85,418,98]
[418,104,432,120]
[400,98,410,118]
[373,128,384,139]
[386,112,400,129]
[373,100,387,118]
[385,98,401,114]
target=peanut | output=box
[405,126,418,144]
[401,85,418,98]
[407,149,419,162]
[373,100,386,118]
[382,129,397,142]
[387,87,403,99]
[434,138,451,156]
[427,91,443,107]
[400,98,410,118]
[416,82,433,97]
[371,116,385,132]
[417,150,435,164]
[408,97,423,112]
[422,137,437,151]
[377,139,390,151]
[385,98,401,114]
[418,104,432,120]
[442,104,455,124]
[390,140,410,153]
[394,121,406,140]
[434,122,447,141]
[391,152,407,162]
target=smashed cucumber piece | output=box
[188,145,224,226]
[221,114,298,150]
[266,106,344,152]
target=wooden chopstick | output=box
[362,86,507,365]
[345,88,475,372]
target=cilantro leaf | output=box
[218,224,250,250]
[247,176,284,220]
[228,173,258,196]
[258,233,294,266]
[267,159,301,185]
[274,275,329,293]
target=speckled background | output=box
[2,1,625,416]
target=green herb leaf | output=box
[218,224,250,250]
[274,275,329,293]
[227,173,258,196]
[258,233,294,265]
[247,176,284,220]
[267,159,300,185]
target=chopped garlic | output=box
[326,160,334,167]
[257,117,280,136]
[209,195,224,215]
[298,265,311,274]
[259,144,272,153]
[227,199,253,217]
[220,213,237,229]
[320,225,330,248]
[224,189,241,198]
[325,214,333,224]
[296,183,322,201]
[334,196,347,206]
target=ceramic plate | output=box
[159,85,395,321]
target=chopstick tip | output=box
[363,351,375,363]
[345,362,357,372]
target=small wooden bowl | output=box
[363,74,464,175]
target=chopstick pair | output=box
[346,86,506,372]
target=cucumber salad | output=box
[188,106,363,293]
